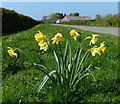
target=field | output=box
[2,24,120,103]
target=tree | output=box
[95,14,103,25]
[56,13,63,19]
[49,13,60,20]
[95,14,118,26]
[56,13,66,19]
[42,16,48,21]
[48,13,60,23]
[95,14,102,21]
[64,13,66,17]
[105,14,118,26]
[69,13,79,16]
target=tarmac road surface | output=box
[52,24,119,36]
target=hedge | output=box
[1,8,42,35]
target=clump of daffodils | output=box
[7,29,107,103]
[35,30,107,102]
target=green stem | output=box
[78,49,90,72]
[80,38,86,47]
[58,42,63,62]
[58,42,68,91]
[58,42,64,75]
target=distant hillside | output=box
[1,8,42,35]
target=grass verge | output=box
[2,24,120,103]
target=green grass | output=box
[2,24,120,103]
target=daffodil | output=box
[90,46,101,56]
[38,42,48,51]
[35,31,46,43]
[98,42,106,53]
[91,42,106,56]
[90,34,99,45]
[100,41,105,47]
[70,30,80,41]
[8,47,17,58]
[100,47,106,53]
[52,33,65,44]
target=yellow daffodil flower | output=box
[91,42,106,56]
[90,34,99,45]
[70,30,80,41]
[100,47,106,53]
[8,47,17,58]
[92,34,99,38]
[35,31,46,43]
[100,42,105,47]
[52,33,65,44]
[38,42,48,51]
[98,42,106,53]
[90,46,101,56]
[47,41,50,45]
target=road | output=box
[52,24,119,36]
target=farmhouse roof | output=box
[64,16,93,20]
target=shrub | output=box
[59,20,95,26]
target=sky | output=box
[2,2,118,20]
